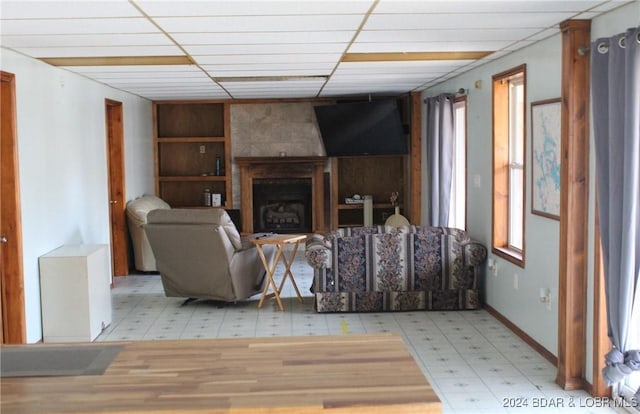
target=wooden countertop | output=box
[1,334,441,414]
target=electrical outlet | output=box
[513,273,519,290]
[473,174,481,188]
[487,258,498,276]
[199,145,206,154]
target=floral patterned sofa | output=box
[305,225,487,312]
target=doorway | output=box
[1,71,26,344]
[105,99,129,277]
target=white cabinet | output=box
[39,244,112,342]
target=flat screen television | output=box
[313,99,408,156]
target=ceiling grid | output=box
[0,0,632,100]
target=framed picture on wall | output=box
[531,98,561,220]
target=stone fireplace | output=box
[236,157,327,234]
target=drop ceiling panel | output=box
[355,28,541,43]
[0,0,142,18]
[373,0,603,14]
[194,54,341,65]
[202,64,335,72]
[364,12,577,30]
[0,33,173,48]
[68,65,202,74]
[0,0,629,100]
[153,15,364,33]
[19,45,184,58]
[136,0,374,17]
[172,31,356,45]
[0,18,160,36]
[184,43,348,55]
[348,41,513,53]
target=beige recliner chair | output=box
[126,194,171,272]
[144,208,275,303]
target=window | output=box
[492,65,526,266]
[448,97,467,230]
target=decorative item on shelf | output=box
[211,193,222,207]
[215,155,222,176]
[203,188,212,206]
[363,195,373,226]
[385,191,409,227]
[345,194,364,204]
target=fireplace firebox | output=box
[252,178,312,233]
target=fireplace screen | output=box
[252,178,312,233]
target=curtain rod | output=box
[423,88,467,103]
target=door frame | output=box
[1,71,26,344]
[105,99,129,277]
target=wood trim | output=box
[105,99,129,276]
[223,103,232,208]
[235,157,327,234]
[484,304,558,366]
[40,56,192,67]
[491,64,526,268]
[453,95,468,231]
[556,19,591,391]
[410,92,422,224]
[0,71,26,344]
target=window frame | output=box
[492,64,526,267]
[448,96,467,230]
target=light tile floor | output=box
[97,248,620,414]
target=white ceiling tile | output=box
[355,28,541,43]
[590,0,636,12]
[204,69,329,77]
[193,54,341,65]
[0,0,630,100]
[136,0,374,17]
[18,45,184,58]
[373,0,603,14]
[528,28,561,41]
[0,0,141,19]
[202,63,336,72]
[153,15,363,33]
[0,34,172,48]
[364,12,576,31]
[184,43,348,55]
[67,65,203,73]
[0,18,160,36]
[348,41,512,53]
[171,31,356,45]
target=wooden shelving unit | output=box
[331,155,408,228]
[153,101,232,208]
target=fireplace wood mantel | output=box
[236,156,327,234]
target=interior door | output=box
[0,71,26,344]
[105,99,129,276]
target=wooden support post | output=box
[556,19,591,390]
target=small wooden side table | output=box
[251,234,307,311]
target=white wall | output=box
[421,0,640,380]
[422,34,562,355]
[0,49,154,343]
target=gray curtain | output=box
[592,26,640,401]
[425,93,454,226]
